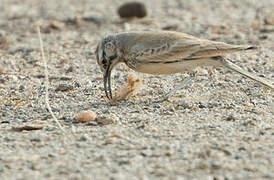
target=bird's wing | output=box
[187,41,254,60]
[130,39,251,63]
[130,40,200,63]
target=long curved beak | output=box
[103,64,112,99]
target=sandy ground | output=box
[0,0,274,179]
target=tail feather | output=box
[221,59,274,90]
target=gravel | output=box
[0,0,273,179]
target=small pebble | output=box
[234,155,242,159]
[1,120,10,123]
[75,110,97,123]
[118,160,130,165]
[59,77,73,81]
[226,115,236,121]
[162,24,179,31]
[153,104,161,109]
[118,2,147,18]
[259,35,268,40]
[49,20,65,30]
[19,85,25,91]
[42,20,65,33]
[198,102,206,109]
[45,127,56,131]
[48,153,57,158]
[30,138,41,142]
[55,84,74,92]
[211,161,222,169]
[79,135,88,141]
[86,121,98,126]
[137,124,145,129]
[82,16,103,25]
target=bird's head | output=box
[95,35,122,99]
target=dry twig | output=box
[37,26,66,133]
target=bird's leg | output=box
[154,73,195,103]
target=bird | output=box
[95,31,274,99]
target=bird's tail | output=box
[220,59,274,90]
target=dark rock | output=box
[118,2,147,18]
[198,102,206,108]
[30,138,41,142]
[79,135,88,141]
[1,120,10,123]
[226,114,236,121]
